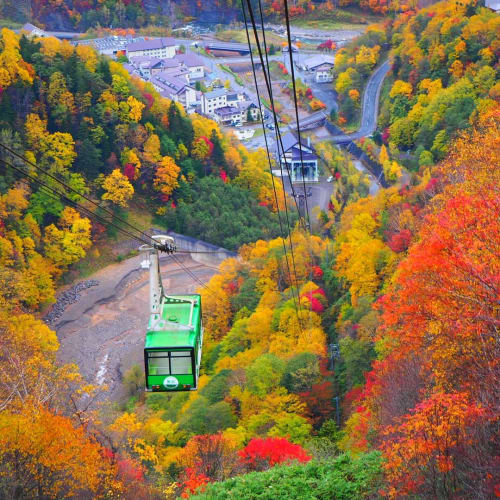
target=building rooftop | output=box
[204,41,249,51]
[237,100,257,111]
[127,37,176,53]
[214,106,242,117]
[204,88,227,99]
[303,54,335,69]
[276,131,317,159]
[175,52,204,68]
[153,73,191,94]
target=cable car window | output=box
[148,352,170,375]
[170,353,192,374]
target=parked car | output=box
[327,175,334,182]
[266,123,275,130]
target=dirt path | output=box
[55,253,220,403]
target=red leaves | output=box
[123,163,135,181]
[382,128,390,144]
[387,229,412,253]
[300,380,335,427]
[219,169,228,183]
[238,437,311,471]
[180,467,210,498]
[382,392,487,498]
[312,265,323,279]
[300,286,327,313]
[317,40,336,51]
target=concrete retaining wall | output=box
[165,230,238,268]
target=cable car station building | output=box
[275,131,319,183]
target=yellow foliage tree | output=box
[127,95,145,122]
[153,156,180,199]
[102,169,134,207]
[0,29,33,88]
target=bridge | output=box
[203,41,251,56]
[289,111,327,131]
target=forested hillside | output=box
[0,0,498,497]
[0,27,285,310]
[2,0,420,31]
[334,0,499,179]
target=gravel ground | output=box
[44,280,99,327]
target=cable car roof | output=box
[145,294,201,349]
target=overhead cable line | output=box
[283,0,312,234]
[0,143,173,252]
[283,0,316,334]
[0,157,157,248]
[2,158,216,296]
[243,0,307,229]
[168,253,214,293]
[242,0,303,323]
[252,0,306,317]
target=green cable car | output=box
[141,235,203,392]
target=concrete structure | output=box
[151,72,197,109]
[213,101,259,125]
[175,53,205,82]
[276,132,319,183]
[126,37,176,59]
[20,23,81,40]
[302,55,334,83]
[203,41,251,56]
[200,88,227,115]
[214,105,243,125]
[237,101,260,122]
[289,111,327,131]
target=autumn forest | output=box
[0,0,499,498]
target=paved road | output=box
[56,253,219,403]
[328,59,392,143]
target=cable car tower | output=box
[140,235,203,392]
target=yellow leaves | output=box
[39,36,61,58]
[75,44,98,71]
[142,133,161,164]
[201,273,232,343]
[127,95,145,122]
[379,144,389,165]
[43,207,92,271]
[0,186,29,220]
[355,45,380,68]
[47,71,75,116]
[384,161,403,182]
[110,411,143,435]
[0,28,33,88]
[133,438,159,465]
[102,168,134,207]
[0,404,113,497]
[449,60,464,79]
[390,80,413,99]
[153,156,180,199]
[192,114,221,141]
[335,67,355,94]
[246,307,274,345]
[143,417,179,446]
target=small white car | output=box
[327,175,334,182]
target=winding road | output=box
[328,59,392,143]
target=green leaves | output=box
[190,452,383,500]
